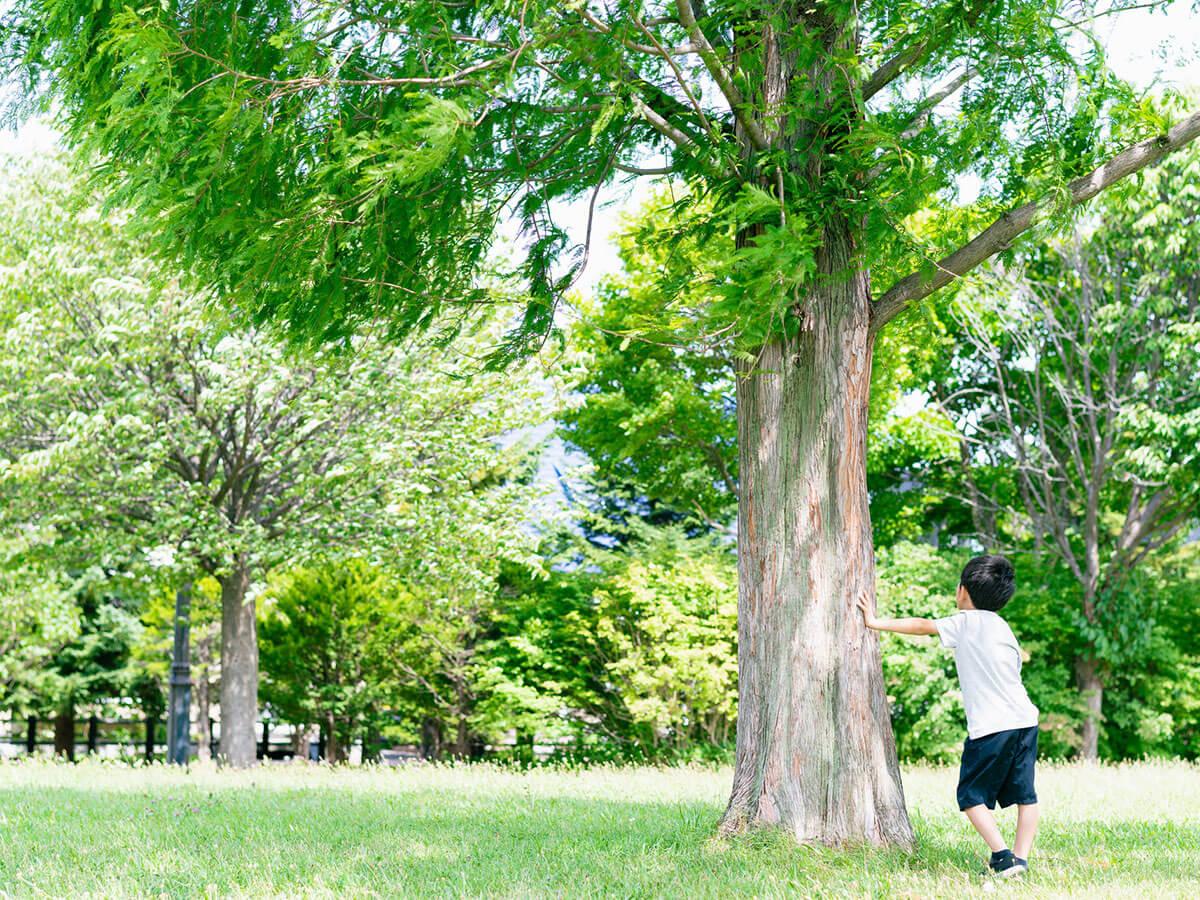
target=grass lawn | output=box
[0,758,1196,899]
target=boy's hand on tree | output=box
[856,591,879,629]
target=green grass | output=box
[0,758,1196,899]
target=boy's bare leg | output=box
[963,805,1007,852]
[1012,803,1039,859]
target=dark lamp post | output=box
[167,582,192,766]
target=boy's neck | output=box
[956,585,978,611]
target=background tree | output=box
[935,154,1200,759]
[41,570,142,760]
[561,190,738,537]
[259,559,405,762]
[0,162,556,766]
[6,0,1200,843]
[0,527,77,740]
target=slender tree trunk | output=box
[26,715,37,755]
[218,557,258,767]
[721,246,913,846]
[87,713,100,755]
[1075,655,1104,761]
[326,712,345,763]
[145,714,156,761]
[454,678,471,758]
[195,630,212,762]
[455,714,470,759]
[53,701,75,761]
[420,717,442,760]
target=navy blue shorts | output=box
[957,725,1038,810]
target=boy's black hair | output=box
[960,555,1016,612]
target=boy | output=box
[857,555,1039,878]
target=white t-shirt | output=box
[934,610,1039,740]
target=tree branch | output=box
[614,162,675,175]
[871,109,1200,332]
[673,0,768,151]
[865,65,978,182]
[862,0,989,101]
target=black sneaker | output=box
[988,850,1028,878]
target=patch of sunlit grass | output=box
[0,756,1196,898]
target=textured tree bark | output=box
[715,2,912,847]
[720,239,913,847]
[53,702,75,761]
[218,558,258,767]
[1075,656,1104,761]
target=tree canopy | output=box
[4,1,1196,356]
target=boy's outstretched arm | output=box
[856,592,938,636]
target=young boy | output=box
[857,554,1039,878]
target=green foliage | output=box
[259,560,406,757]
[0,527,77,714]
[874,542,966,763]
[41,569,143,714]
[485,525,737,761]
[0,155,556,592]
[590,527,737,752]
[1,0,1174,355]
[561,189,737,533]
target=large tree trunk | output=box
[720,233,913,845]
[420,717,443,760]
[718,4,910,844]
[218,558,258,767]
[1075,656,1104,761]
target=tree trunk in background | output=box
[420,717,443,760]
[195,630,213,762]
[1076,656,1104,760]
[53,702,75,761]
[87,714,99,755]
[145,715,156,761]
[454,679,472,758]
[26,716,37,755]
[720,238,912,846]
[455,715,470,759]
[219,558,258,767]
[326,713,346,763]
